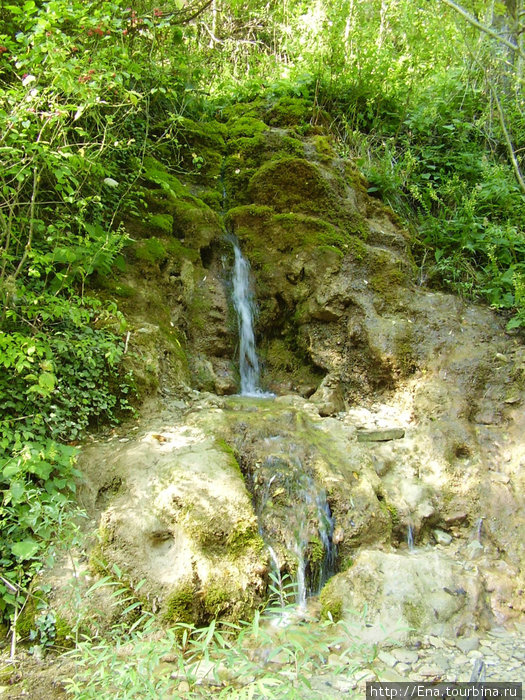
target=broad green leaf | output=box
[11,539,40,560]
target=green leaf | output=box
[9,481,25,503]
[28,460,53,480]
[11,539,40,560]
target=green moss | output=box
[227,205,349,258]
[308,536,324,564]
[215,437,237,460]
[215,98,264,123]
[264,97,313,127]
[226,522,265,556]
[223,153,256,207]
[403,600,424,629]
[142,156,189,198]
[248,157,335,216]
[198,188,223,211]
[345,235,368,262]
[159,323,189,373]
[134,237,167,263]
[15,593,40,640]
[203,585,231,616]
[266,339,300,373]
[339,556,354,570]
[169,198,222,248]
[165,238,200,263]
[147,213,173,234]
[311,135,337,161]
[393,326,418,374]
[176,117,226,185]
[164,584,197,625]
[320,585,344,622]
[369,265,407,299]
[386,502,399,526]
[227,131,304,170]
[54,613,75,648]
[179,116,227,149]
[227,116,268,139]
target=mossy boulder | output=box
[263,96,313,127]
[247,157,336,216]
[142,156,189,198]
[169,198,223,249]
[226,116,268,139]
[76,426,268,628]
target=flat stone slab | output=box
[357,428,405,442]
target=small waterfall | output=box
[249,445,337,609]
[476,517,483,542]
[407,524,415,552]
[230,238,264,396]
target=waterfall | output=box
[250,446,337,610]
[230,238,264,396]
[407,524,415,552]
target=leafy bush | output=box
[0,0,194,629]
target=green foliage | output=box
[0,440,82,621]
[0,0,197,628]
[63,593,380,698]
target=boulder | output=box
[320,549,493,641]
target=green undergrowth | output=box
[61,582,382,699]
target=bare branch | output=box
[490,84,525,195]
[440,0,524,58]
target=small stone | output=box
[453,654,470,666]
[433,529,453,545]
[417,664,443,678]
[357,428,405,442]
[392,648,419,664]
[432,653,450,671]
[456,637,480,653]
[467,650,483,659]
[378,651,399,668]
[427,636,446,649]
[379,669,409,682]
[177,681,190,693]
[445,512,468,525]
[396,663,411,674]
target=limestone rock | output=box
[309,375,345,416]
[357,428,405,442]
[320,549,493,641]
[77,423,267,628]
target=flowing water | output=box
[247,440,336,609]
[230,238,265,396]
[407,524,415,552]
[229,240,335,607]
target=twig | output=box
[440,0,524,58]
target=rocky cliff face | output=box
[54,96,524,636]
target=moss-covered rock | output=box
[142,155,190,197]
[134,236,168,263]
[147,213,174,235]
[263,96,313,127]
[248,156,336,216]
[226,116,268,139]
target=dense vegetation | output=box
[0,0,524,657]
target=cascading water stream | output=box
[230,237,274,397]
[249,443,337,611]
[231,239,261,395]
